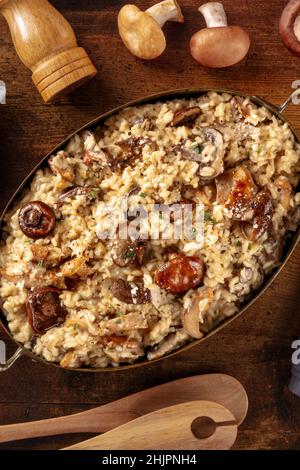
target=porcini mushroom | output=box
[118,1,184,60]
[279,0,300,56]
[190,2,250,68]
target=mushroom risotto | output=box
[1,92,300,368]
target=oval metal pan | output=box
[1,88,299,372]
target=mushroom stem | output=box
[294,15,300,41]
[199,2,228,28]
[146,0,184,27]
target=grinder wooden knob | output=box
[0,0,97,102]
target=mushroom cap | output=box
[279,0,300,57]
[118,4,166,60]
[190,26,250,68]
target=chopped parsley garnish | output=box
[70,323,80,331]
[248,243,253,251]
[236,240,242,247]
[36,260,45,269]
[124,251,136,259]
[90,188,100,199]
[56,218,64,224]
[116,311,124,317]
[257,145,263,154]
[204,211,217,225]
[139,192,147,198]
[24,239,31,246]
[193,145,202,155]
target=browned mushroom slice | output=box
[58,186,101,203]
[19,201,56,239]
[26,287,67,334]
[49,153,75,182]
[231,97,253,121]
[182,293,203,339]
[175,129,225,181]
[116,136,155,168]
[83,148,114,168]
[181,287,213,338]
[241,188,274,242]
[216,165,257,220]
[30,245,65,268]
[110,240,148,267]
[171,107,201,127]
[154,254,206,295]
[60,256,91,279]
[99,335,128,346]
[109,278,151,304]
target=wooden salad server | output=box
[63,401,238,450]
[0,0,97,102]
[0,374,248,443]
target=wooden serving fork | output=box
[63,401,238,450]
[0,374,248,444]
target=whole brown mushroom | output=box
[279,0,300,56]
[190,2,250,68]
[118,1,184,60]
[19,201,56,239]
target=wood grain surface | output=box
[0,0,300,450]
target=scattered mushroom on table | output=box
[118,0,184,60]
[279,0,300,56]
[189,2,250,68]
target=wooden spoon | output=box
[0,374,247,443]
[63,401,238,450]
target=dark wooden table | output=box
[0,0,300,450]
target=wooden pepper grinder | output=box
[0,0,97,102]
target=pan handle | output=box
[277,88,300,113]
[0,347,23,372]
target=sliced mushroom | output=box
[19,201,56,239]
[274,176,292,211]
[49,153,75,182]
[109,278,151,304]
[216,165,257,220]
[110,240,148,268]
[26,287,67,334]
[231,96,253,121]
[198,128,225,180]
[30,245,65,268]
[229,267,253,295]
[171,107,201,127]
[181,287,213,338]
[116,136,154,168]
[58,186,101,204]
[176,128,225,181]
[60,256,91,279]
[80,130,115,168]
[104,311,148,333]
[154,254,206,294]
[99,335,128,346]
[241,188,274,242]
[147,329,189,360]
[83,148,114,168]
[181,293,204,339]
